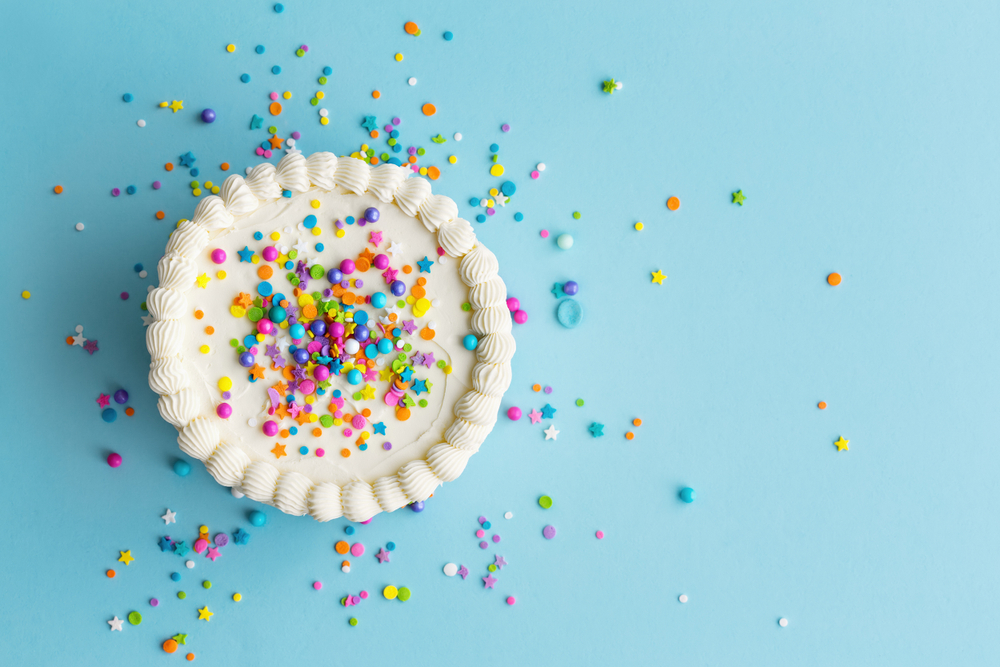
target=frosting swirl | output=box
[306,152,338,190]
[149,356,189,395]
[307,482,343,522]
[340,480,381,522]
[177,417,219,461]
[205,442,251,487]
[469,276,507,309]
[393,176,431,217]
[238,461,280,503]
[471,305,513,335]
[459,244,499,286]
[397,460,440,503]
[156,254,197,291]
[192,195,234,232]
[332,156,371,195]
[275,152,310,193]
[437,218,476,258]
[165,220,208,258]
[418,194,458,233]
[475,332,516,364]
[472,362,513,396]
[156,388,199,428]
[454,391,502,427]
[274,472,312,516]
[221,175,258,218]
[146,320,185,359]
[367,163,409,202]
[246,162,282,201]
[373,475,409,513]
[147,287,186,320]
[443,419,493,451]
[426,443,473,482]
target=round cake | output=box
[146,151,514,522]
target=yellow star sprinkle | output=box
[834,436,850,452]
[651,270,666,285]
[118,550,134,566]
[360,383,376,401]
[168,100,184,113]
[198,606,213,621]
[379,368,394,382]
[196,273,211,288]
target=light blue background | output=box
[3,0,999,664]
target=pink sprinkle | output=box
[486,208,495,216]
[107,452,122,468]
[216,402,233,419]
[596,530,605,539]
[350,543,365,557]
[476,529,485,538]
[301,45,309,52]
[256,147,265,156]
[540,230,549,238]
[150,598,159,607]
[479,541,488,549]
[501,123,511,132]
[506,596,516,605]
[316,448,325,457]
[361,518,372,525]
[436,246,445,256]
[513,310,528,324]
[313,581,323,590]
[478,516,487,524]
[211,248,227,264]
[111,188,120,197]
[530,170,540,179]
[391,117,400,126]
[507,407,522,421]
[343,428,353,437]
[193,538,208,554]
[152,181,162,189]
[263,149,273,158]
[120,292,129,300]
[359,590,369,599]
[269,92,278,100]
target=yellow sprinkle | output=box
[199,345,210,354]
[419,167,427,176]
[159,102,169,108]
[309,413,319,423]
[192,188,202,196]
[311,199,321,209]
[226,44,236,53]
[383,585,398,600]
[336,229,346,238]
[350,152,361,159]
[251,255,260,264]
[333,418,343,426]
[311,227,321,236]
[298,294,315,306]
[316,91,325,100]
[444,365,453,375]
[230,305,246,318]
[218,377,233,391]
[635,222,644,231]
[305,395,316,404]
[489,188,499,197]
[448,155,457,164]
[217,270,227,279]
[255,333,265,342]
[360,431,370,440]
[233,593,242,602]
[394,53,403,62]
[489,164,504,177]
[21,290,30,299]
[283,91,292,99]
[211,186,220,194]
[279,321,289,329]
[487,199,495,208]
[277,254,288,265]
[320,117,330,126]
[270,231,280,241]
[360,144,369,152]
[204,181,213,189]
[406,296,416,304]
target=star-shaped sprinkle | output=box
[118,550,134,566]
[402,320,417,335]
[71,332,87,346]
[602,78,617,94]
[382,267,398,284]
[141,314,154,326]
[195,273,210,288]
[237,246,254,262]
[294,411,311,426]
[416,256,433,273]
[372,422,386,435]
[158,536,174,552]
[198,606,213,621]
[543,425,560,441]
[172,633,188,645]
[161,509,176,524]
[376,548,391,563]
[540,404,557,419]
[410,351,425,366]
[551,283,564,298]
[97,394,110,408]
[527,409,542,425]
[386,240,404,256]
[834,436,850,452]
[233,529,250,545]
[457,565,469,579]
[732,189,746,206]
[482,574,497,589]
[267,134,284,149]
[411,378,428,395]
[249,364,265,380]
[431,134,447,144]
[399,366,414,383]
[206,547,221,561]
[169,100,184,113]
[421,352,435,367]
[494,555,508,569]
[108,616,124,631]
[361,115,378,132]
[84,339,99,354]
[651,270,666,285]
[589,422,605,437]
[178,151,195,167]
[271,443,286,458]
[369,230,383,246]
[174,541,190,557]
[361,383,376,401]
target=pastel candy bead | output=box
[556,299,582,328]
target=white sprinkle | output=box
[778,618,788,627]
[245,167,253,175]
[479,198,488,207]
[231,488,245,499]
[248,417,258,427]
[137,119,146,127]
[286,138,296,148]
[185,560,195,569]
[139,270,148,278]
[319,108,329,117]
[443,563,458,577]
[427,321,436,330]
[615,81,623,90]
[453,132,462,141]
[537,163,546,171]
[439,256,448,264]
[408,77,417,86]
[678,594,688,603]
[147,285,154,293]
[75,222,84,231]
[431,298,441,307]
[75,325,84,333]
[341,565,350,573]
[504,511,513,519]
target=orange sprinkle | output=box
[279,299,289,307]
[388,313,398,322]
[205,326,214,335]
[156,210,165,220]
[372,90,381,99]
[666,196,680,211]
[532,384,541,392]
[421,103,436,116]
[416,277,427,286]
[125,407,135,416]
[370,156,379,165]
[163,639,178,654]
[427,166,440,180]
[340,448,351,458]
[194,310,204,319]
[220,162,230,171]
[186,654,195,662]
[280,429,290,438]
[257,265,273,279]
[411,285,426,299]
[632,418,642,426]
[106,569,116,578]
[404,21,419,34]
[370,130,379,139]
[396,407,411,421]
[269,102,282,116]
[65,336,74,345]
[408,155,417,164]
[53,185,63,194]
[293,287,302,296]
[361,408,371,417]
[302,304,318,319]
[341,560,351,568]
[818,401,827,410]
[420,326,435,340]
[402,265,412,274]
[342,292,356,305]
[827,272,842,286]
[282,365,295,381]
[335,540,349,554]
[625,432,635,440]
[312,428,322,437]
[356,258,371,272]
[165,163,174,171]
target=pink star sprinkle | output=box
[206,547,221,561]
[527,409,543,424]
[369,231,383,246]
[97,394,110,408]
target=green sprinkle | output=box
[310,98,319,106]
[248,307,264,322]
[268,125,277,134]
[127,611,142,625]
[177,591,187,599]
[418,399,428,408]
[288,249,298,259]
[140,302,147,311]
[203,580,212,589]
[352,392,362,401]
[349,618,358,626]
[318,76,328,84]
[461,302,471,311]
[320,415,333,427]
[230,339,239,347]
[310,265,324,279]
[397,587,411,601]
[416,147,425,156]
[538,495,553,509]
[576,398,584,406]
[436,360,446,369]
[572,211,581,219]
[488,564,497,572]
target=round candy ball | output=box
[249,511,267,527]
[327,268,343,284]
[102,408,117,423]
[371,292,387,308]
[262,246,278,262]
[506,297,520,312]
[293,348,310,364]
[679,487,696,503]
[390,280,406,297]
[313,365,330,382]
[373,254,389,270]
[410,501,425,512]
[262,420,279,437]
[513,310,528,324]
[211,249,227,264]
[463,334,478,351]
[364,207,380,223]
[557,233,574,250]
[239,352,255,367]
[289,323,306,340]
[377,338,393,354]
[173,460,192,476]
[256,319,274,335]
[507,406,522,421]
[268,306,287,323]
[344,339,360,355]
[347,369,363,385]
[107,452,123,468]
[299,380,316,395]
[201,108,216,123]
[114,389,129,404]
[353,323,369,343]
[563,280,579,296]
[329,322,345,338]
[216,403,233,419]
[340,259,356,275]
[310,320,327,336]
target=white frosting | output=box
[306,152,338,190]
[221,175,258,218]
[275,152,310,193]
[148,152,513,521]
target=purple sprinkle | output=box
[478,516,487,525]
[479,541,488,549]
[501,123,510,132]
[355,279,363,288]
[391,117,400,126]
[340,280,350,288]
[323,289,332,297]
[383,124,393,132]
[382,442,392,451]
[152,181,162,189]
[304,404,312,413]
[544,386,552,394]
[222,391,231,400]
[150,598,159,607]
[120,292,129,300]
[214,533,229,547]
[492,534,501,543]
[111,188,120,197]
[407,146,417,156]
[357,219,366,227]
[291,131,301,140]
[335,220,345,229]
[542,525,557,540]
[301,45,309,52]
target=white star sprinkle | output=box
[71,333,87,345]
[108,616,124,631]
[386,240,404,256]
[293,239,309,253]
[141,315,154,326]
[544,425,560,441]
[161,509,176,525]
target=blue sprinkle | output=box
[241,73,251,83]
[261,142,271,150]
[190,168,199,177]
[256,45,265,54]
[272,65,282,75]
[253,231,263,240]
[469,197,479,206]
[386,541,396,551]
[514,212,524,221]
[501,181,516,196]
[388,157,402,166]
[483,521,491,529]
[390,130,399,139]
[333,389,342,398]
[299,446,308,455]
[282,190,292,198]
[476,214,486,223]
[391,144,401,153]
[315,243,324,252]
[345,526,355,535]
[273,3,284,12]
[303,214,317,228]
[489,143,499,152]
[134,263,143,272]
[443,31,453,41]
[122,93,133,102]
[284,261,293,269]
[289,426,298,435]
[102,408,117,423]
[345,216,355,225]
[359,443,367,451]
[323,66,333,76]
[557,298,583,329]
[171,572,181,581]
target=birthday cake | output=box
[146,151,514,522]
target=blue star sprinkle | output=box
[411,378,428,395]
[541,404,557,419]
[237,246,254,262]
[589,422,605,437]
[416,256,433,273]
[179,151,196,167]
[372,422,387,435]
[361,115,378,132]
[158,536,175,552]
[232,529,250,546]
[551,283,564,298]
